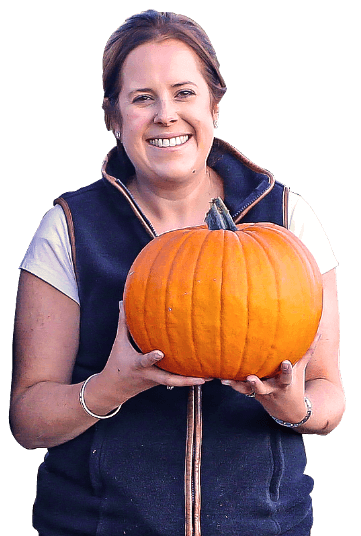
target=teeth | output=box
[149,135,189,147]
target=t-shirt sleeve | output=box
[20,204,80,304]
[288,191,338,274]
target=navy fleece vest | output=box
[33,139,313,536]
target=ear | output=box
[103,97,122,134]
[213,101,219,114]
[214,103,220,115]
[213,104,220,128]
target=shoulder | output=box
[39,203,68,233]
[288,190,311,215]
[288,190,325,231]
[20,205,79,304]
[23,204,70,244]
[56,179,105,203]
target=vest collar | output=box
[101,137,275,235]
[207,138,275,223]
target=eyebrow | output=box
[172,81,198,88]
[128,81,198,98]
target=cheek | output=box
[193,102,215,130]
[121,114,152,170]
[192,112,215,148]
[120,108,148,141]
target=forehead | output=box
[120,39,207,89]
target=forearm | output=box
[249,378,346,435]
[9,374,125,449]
[296,378,345,435]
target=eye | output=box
[176,89,196,99]
[132,94,153,104]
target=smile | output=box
[148,135,189,148]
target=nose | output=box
[154,98,178,126]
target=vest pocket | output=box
[268,430,285,502]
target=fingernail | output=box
[282,362,291,372]
[221,380,232,386]
[153,351,164,360]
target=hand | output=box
[221,334,320,424]
[99,302,206,406]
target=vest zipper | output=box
[114,178,158,238]
[185,386,202,536]
[109,171,204,535]
[233,176,276,224]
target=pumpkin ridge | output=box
[275,226,321,291]
[219,230,227,379]
[242,228,281,378]
[269,226,323,335]
[231,232,250,380]
[124,237,168,353]
[268,225,323,348]
[142,231,191,355]
[142,238,171,352]
[244,238,252,377]
[276,229,322,360]
[233,230,277,379]
[224,232,245,379]
[164,230,201,372]
[191,230,220,377]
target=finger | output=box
[116,301,129,338]
[134,346,207,387]
[147,366,206,387]
[221,379,254,395]
[162,375,206,388]
[246,375,273,396]
[278,360,293,386]
[116,302,141,354]
[135,350,164,370]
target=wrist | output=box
[261,389,308,422]
[80,371,128,418]
[270,396,312,429]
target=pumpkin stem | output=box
[205,197,238,231]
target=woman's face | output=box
[116,39,217,188]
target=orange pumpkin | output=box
[124,198,323,380]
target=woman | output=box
[10,10,344,536]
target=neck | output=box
[128,167,224,234]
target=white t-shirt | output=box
[20,191,338,305]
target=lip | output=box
[147,134,192,148]
[147,132,192,141]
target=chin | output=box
[153,165,200,184]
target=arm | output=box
[222,268,345,435]
[10,270,206,450]
[299,268,344,433]
[10,270,84,448]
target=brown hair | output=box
[102,9,227,131]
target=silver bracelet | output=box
[270,397,312,428]
[79,373,122,419]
